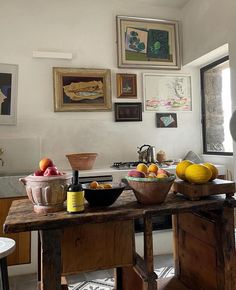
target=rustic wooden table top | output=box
[4,190,236,234]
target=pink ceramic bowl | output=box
[19,174,71,214]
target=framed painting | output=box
[156,113,177,128]
[116,73,137,98]
[114,102,142,122]
[116,15,181,69]
[53,68,112,112]
[0,63,18,125]
[143,73,192,111]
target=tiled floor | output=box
[8,254,173,290]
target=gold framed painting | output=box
[53,68,112,112]
[116,73,137,98]
[116,15,181,69]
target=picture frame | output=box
[116,15,181,69]
[114,102,142,122]
[143,73,192,112]
[0,63,18,125]
[116,73,137,98]
[53,68,112,112]
[156,113,177,128]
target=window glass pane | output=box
[201,57,233,154]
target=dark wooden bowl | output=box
[83,182,126,207]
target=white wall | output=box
[182,0,234,177]
[0,0,202,175]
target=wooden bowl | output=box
[19,174,71,214]
[83,182,126,207]
[126,175,176,205]
[66,153,98,170]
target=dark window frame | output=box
[200,55,233,156]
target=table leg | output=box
[39,229,62,290]
[0,257,10,290]
[143,214,157,290]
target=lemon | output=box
[176,160,194,181]
[136,163,148,175]
[185,164,212,184]
[203,163,218,181]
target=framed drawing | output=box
[116,73,137,98]
[143,73,192,111]
[0,63,18,125]
[156,113,177,128]
[53,68,112,112]
[116,15,181,69]
[114,102,142,122]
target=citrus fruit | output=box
[176,160,194,181]
[203,163,218,181]
[103,183,112,189]
[136,163,148,175]
[185,164,212,184]
[148,163,158,174]
[90,181,99,189]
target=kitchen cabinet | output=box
[0,197,31,266]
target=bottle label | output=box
[67,191,84,213]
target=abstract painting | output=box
[156,113,177,128]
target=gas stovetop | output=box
[111,161,141,170]
[111,161,171,170]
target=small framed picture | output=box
[116,73,137,98]
[115,102,142,122]
[156,113,177,128]
[0,63,18,125]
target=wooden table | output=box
[3,190,236,290]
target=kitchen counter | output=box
[0,164,226,198]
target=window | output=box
[200,56,233,155]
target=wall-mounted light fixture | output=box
[32,51,73,60]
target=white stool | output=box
[0,238,15,290]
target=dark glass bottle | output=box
[67,170,84,213]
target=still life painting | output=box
[0,63,18,125]
[116,73,137,98]
[53,68,112,112]
[143,74,192,111]
[116,16,181,69]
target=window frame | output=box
[200,55,233,156]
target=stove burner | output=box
[111,161,141,170]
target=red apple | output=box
[33,170,44,176]
[43,166,60,176]
[39,158,54,171]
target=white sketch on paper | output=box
[144,74,192,111]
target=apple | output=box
[127,170,146,178]
[43,166,60,176]
[156,173,168,178]
[33,170,44,176]
[39,158,54,171]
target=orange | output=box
[176,160,194,181]
[90,181,99,189]
[136,163,148,175]
[148,163,158,174]
[185,164,212,184]
[203,163,218,181]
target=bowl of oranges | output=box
[126,163,176,205]
[83,181,126,207]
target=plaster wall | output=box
[0,0,202,175]
[182,0,234,176]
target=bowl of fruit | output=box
[19,158,71,214]
[126,163,176,205]
[83,181,126,207]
